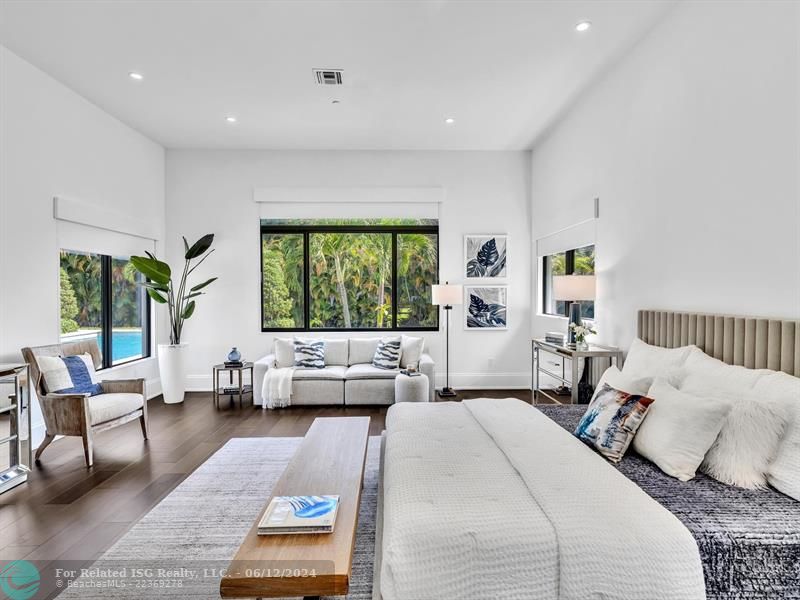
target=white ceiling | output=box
[0,0,674,150]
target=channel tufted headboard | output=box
[637,309,800,377]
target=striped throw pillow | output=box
[293,338,326,369]
[372,337,402,370]
[36,354,103,396]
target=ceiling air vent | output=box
[313,69,343,85]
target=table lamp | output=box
[552,274,596,345]
[431,282,462,398]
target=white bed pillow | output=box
[589,365,651,403]
[622,338,693,384]
[400,335,425,369]
[680,373,790,489]
[633,378,731,482]
[679,346,767,394]
[752,371,800,501]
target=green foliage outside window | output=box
[262,220,438,330]
[60,251,150,333]
[60,267,80,333]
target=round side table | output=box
[395,372,429,403]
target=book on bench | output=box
[258,495,340,535]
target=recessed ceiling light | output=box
[128,72,144,80]
[575,20,592,32]
[225,116,237,123]
[444,117,455,124]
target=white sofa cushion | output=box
[753,371,800,501]
[345,378,395,405]
[292,365,347,381]
[88,393,143,425]
[345,363,399,380]
[274,338,295,368]
[323,339,349,366]
[622,338,693,383]
[275,337,348,367]
[349,338,382,365]
[633,379,731,481]
[400,335,425,368]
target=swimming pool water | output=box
[96,331,145,363]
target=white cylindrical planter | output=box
[158,344,188,404]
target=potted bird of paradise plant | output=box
[130,234,217,404]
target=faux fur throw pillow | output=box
[698,392,789,489]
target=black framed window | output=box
[542,244,595,319]
[59,250,151,368]
[261,220,439,331]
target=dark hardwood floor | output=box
[0,390,531,570]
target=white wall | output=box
[165,150,531,390]
[530,0,800,351]
[0,46,166,444]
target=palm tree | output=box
[310,233,354,328]
[363,234,392,327]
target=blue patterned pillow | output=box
[373,337,402,370]
[574,383,654,463]
[293,338,325,369]
[38,354,103,396]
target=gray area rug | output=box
[58,437,380,599]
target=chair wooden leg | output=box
[82,430,94,468]
[139,414,149,440]
[35,432,55,462]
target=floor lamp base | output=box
[437,387,458,398]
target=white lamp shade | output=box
[552,275,596,301]
[431,283,463,306]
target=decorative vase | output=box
[227,347,241,362]
[158,344,188,404]
[575,339,589,350]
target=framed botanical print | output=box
[464,234,507,279]
[464,285,508,330]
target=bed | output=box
[374,309,800,600]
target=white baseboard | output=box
[146,377,162,400]
[440,372,531,390]
[183,372,531,392]
[186,374,214,392]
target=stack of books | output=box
[224,360,243,368]
[545,331,566,345]
[258,495,340,535]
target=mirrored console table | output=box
[0,363,32,494]
[532,339,623,405]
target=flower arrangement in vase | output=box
[569,322,597,350]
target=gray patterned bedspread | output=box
[536,405,800,600]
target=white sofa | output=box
[253,337,435,407]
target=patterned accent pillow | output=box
[293,338,325,369]
[372,337,402,370]
[574,383,654,463]
[37,354,103,396]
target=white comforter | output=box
[381,399,705,600]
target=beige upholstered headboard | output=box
[637,309,800,377]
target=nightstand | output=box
[532,339,622,404]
